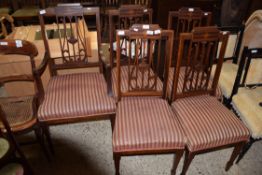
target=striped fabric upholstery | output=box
[0,96,36,129]
[168,67,223,100]
[113,97,185,153]
[171,95,249,152]
[38,73,116,123]
[112,66,163,98]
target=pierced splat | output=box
[116,26,173,99]
[172,26,229,100]
[55,6,89,64]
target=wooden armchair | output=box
[0,39,50,161]
[230,47,262,163]
[37,5,116,150]
[0,14,15,38]
[11,0,45,24]
[112,25,186,175]
[101,4,152,96]
[170,26,250,174]
[214,10,262,107]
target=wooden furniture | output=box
[230,47,262,163]
[37,6,116,153]
[126,0,151,7]
[0,39,50,161]
[166,7,223,100]
[0,14,15,38]
[112,25,185,175]
[170,26,250,174]
[101,4,152,96]
[11,0,45,25]
[215,10,262,107]
[0,106,33,175]
[152,0,220,28]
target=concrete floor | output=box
[23,120,262,175]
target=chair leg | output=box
[42,124,55,155]
[236,139,255,164]
[113,154,121,175]
[225,142,245,171]
[110,114,116,132]
[181,150,195,175]
[171,150,184,175]
[34,127,51,161]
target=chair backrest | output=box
[0,14,15,38]
[127,0,151,8]
[168,7,212,38]
[39,5,102,76]
[171,26,229,101]
[109,4,153,67]
[0,39,44,100]
[115,24,173,101]
[102,0,120,8]
[232,47,262,96]
[239,10,262,64]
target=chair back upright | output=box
[168,7,212,67]
[171,26,229,101]
[0,15,15,38]
[39,5,102,76]
[109,4,152,68]
[127,0,151,8]
[116,25,173,101]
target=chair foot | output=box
[171,150,184,175]
[181,150,195,175]
[236,140,254,164]
[42,125,55,155]
[34,127,51,162]
[113,154,121,175]
[225,142,245,171]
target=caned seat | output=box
[38,73,116,123]
[113,97,185,153]
[0,96,36,132]
[170,27,250,174]
[112,25,185,175]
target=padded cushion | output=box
[172,95,249,152]
[12,7,39,18]
[113,97,185,153]
[0,138,9,159]
[0,96,36,131]
[212,63,238,98]
[0,163,24,175]
[168,67,222,99]
[232,87,262,139]
[112,66,163,98]
[38,73,116,123]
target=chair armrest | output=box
[34,51,49,76]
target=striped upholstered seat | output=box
[171,95,249,152]
[38,73,116,124]
[168,67,223,100]
[113,97,185,153]
[112,66,163,99]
